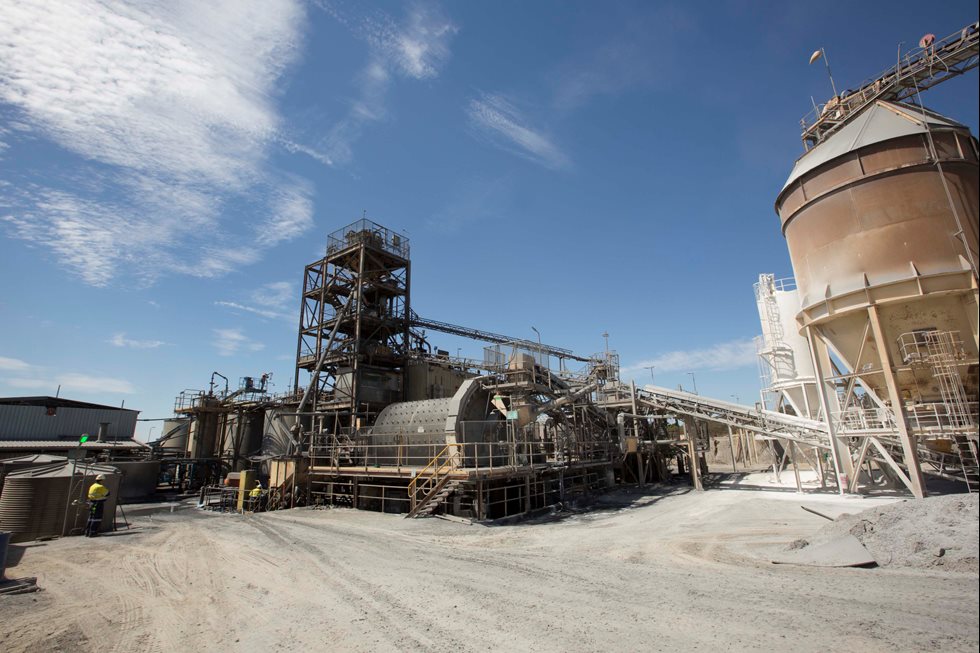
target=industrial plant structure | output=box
[141,24,980,516]
[6,21,974,542]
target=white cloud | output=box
[213,328,265,357]
[216,280,296,321]
[551,7,694,111]
[0,356,32,371]
[256,183,315,248]
[214,301,287,321]
[426,175,514,233]
[315,1,457,165]
[251,281,295,310]
[466,94,569,170]
[109,333,167,349]
[376,3,457,80]
[0,0,315,286]
[1,359,135,395]
[55,373,135,395]
[625,339,759,374]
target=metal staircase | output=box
[408,478,462,518]
[406,444,460,518]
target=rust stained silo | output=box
[775,100,979,497]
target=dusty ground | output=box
[2,477,978,652]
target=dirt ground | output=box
[2,476,978,653]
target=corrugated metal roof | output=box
[0,453,68,465]
[5,461,120,478]
[0,396,139,412]
[782,101,966,192]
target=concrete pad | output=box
[771,534,877,567]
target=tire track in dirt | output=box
[245,516,477,652]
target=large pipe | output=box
[530,382,599,421]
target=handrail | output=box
[800,21,979,148]
[407,443,459,511]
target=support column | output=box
[806,326,852,494]
[685,419,702,491]
[727,425,738,473]
[867,305,926,498]
[789,441,802,492]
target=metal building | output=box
[0,396,144,458]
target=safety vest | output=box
[249,486,262,498]
[88,482,109,501]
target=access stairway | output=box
[407,478,462,518]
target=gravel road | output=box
[2,482,977,652]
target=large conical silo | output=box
[775,100,979,497]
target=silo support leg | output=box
[867,305,926,498]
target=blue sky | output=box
[1,1,978,439]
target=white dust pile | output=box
[803,493,978,573]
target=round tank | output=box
[159,418,190,453]
[221,411,265,465]
[754,274,819,417]
[111,461,161,500]
[0,462,120,543]
[775,101,979,404]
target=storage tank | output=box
[111,460,161,500]
[220,411,265,469]
[775,100,979,496]
[754,274,819,418]
[158,418,190,453]
[776,101,978,401]
[0,462,121,542]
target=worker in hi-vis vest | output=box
[85,474,110,537]
[249,480,263,512]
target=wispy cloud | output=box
[466,93,569,170]
[0,356,31,372]
[426,175,514,233]
[552,6,694,111]
[109,333,167,349]
[256,182,315,248]
[213,328,266,357]
[625,338,759,374]
[0,356,135,395]
[0,0,315,286]
[314,1,457,165]
[216,281,296,322]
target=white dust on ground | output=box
[794,493,979,573]
[1,484,978,653]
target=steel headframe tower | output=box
[294,219,412,429]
